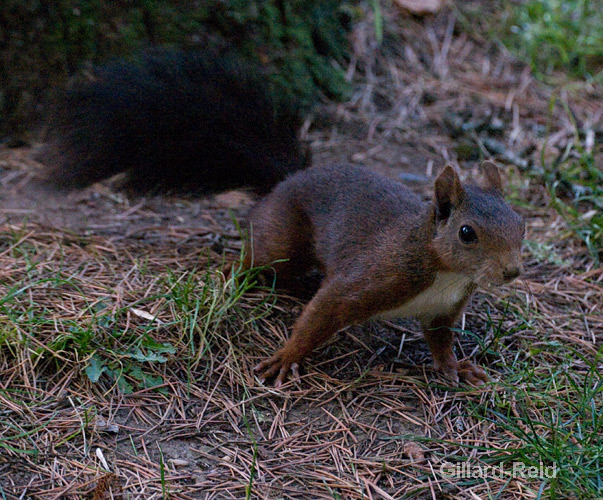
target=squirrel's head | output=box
[431,162,525,286]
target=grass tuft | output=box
[475,348,603,499]
[502,0,603,81]
[541,97,603,263]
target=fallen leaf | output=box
[214,190,253,209]
[403,442,426,462]
[131,308,160,323]
[95,416,119,434]
[394,0,444,15]
[169,459,189,467]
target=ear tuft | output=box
[434,164,464,220]
[481,160,503,193]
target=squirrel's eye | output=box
[459,225,477,244]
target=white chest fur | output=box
[377,272,473,321]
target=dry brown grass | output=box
[1,2,601,499]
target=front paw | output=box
[254,348,302,388]
[434,358,488,386]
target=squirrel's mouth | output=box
[475,262,523,288]
[477,275,520,289]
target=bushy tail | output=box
[41,49,310,193]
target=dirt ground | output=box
[0,3,601,500]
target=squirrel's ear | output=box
[434,164,464,220]
[481,160,503,193]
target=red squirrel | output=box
[246,162,524,386]
[41,50,524,387]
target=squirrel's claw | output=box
[435,358,488,386]
[253,357,281,383]
[435,362,460,384]
[457,360,489,386]
[254,351,301,387]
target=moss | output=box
[0,0,357,137]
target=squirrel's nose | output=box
[503,264,523,282]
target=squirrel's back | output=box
[41,49,309,193]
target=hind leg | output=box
[242,197,316,287]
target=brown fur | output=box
[246,162,525,386]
